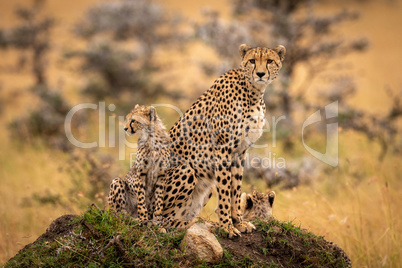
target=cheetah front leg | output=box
[231,156,255,233]
[108,177,126,212]
[152,176,164,225]
[215,153,241,238]
[135,170,149,223]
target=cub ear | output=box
[252,190,258,199]
[240,192,253,211]
[134,104,139,109]
[246,194,253,209]
[239,44,252,58]
[273,45,286,61]
[149,106,157,121]
[268,191,276,207]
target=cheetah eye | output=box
[249,59,255,64]
[267,59,273,64]
[130,119,135,123]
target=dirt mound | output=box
[6,209,351,267]
[219,228,351,267]
[36,214,79,243]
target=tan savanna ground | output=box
[0,0,401,267]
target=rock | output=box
[180,223,223,264]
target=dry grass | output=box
[272,132,401,267]
[0,128,88,263]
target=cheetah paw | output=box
[234,221,256,233]
[220,225,242,239]
[151,215,163,226]
[158,227,167,234]
[138,218,151,226]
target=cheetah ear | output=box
[273,45,286,61]
[246,195,253,209]
[240,193,253,211]
[149,106,156,121]
[239,44,252,58]
[252,190,258,199]
[240,192,253,211]
[134,104,139,109]
[268,191,276,207]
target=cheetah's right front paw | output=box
[234,221,255,233]
[220,225,241,239]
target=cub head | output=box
[239,44,286,88]
[240,190,276,222]
[124,104,157,136]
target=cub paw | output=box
[138,217,150,226]
[158,227,167,234]
[151,215,163,226]
[234,221,255,233]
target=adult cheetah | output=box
[167,44,286,237]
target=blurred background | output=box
[0,0,401,266]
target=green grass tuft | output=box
[6,205,188,267]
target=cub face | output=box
[240,190,276,222]
[239,44,286,88]
[124,104,156,136]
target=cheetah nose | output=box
[124,127,128,131]
[256,72,265,78]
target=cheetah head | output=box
[240,190,276,222]
[124,104,158,136]
[239,44,286,89]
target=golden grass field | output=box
[0,0,401,267]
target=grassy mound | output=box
[6,205,350,267]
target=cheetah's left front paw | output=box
[234,221,256,233]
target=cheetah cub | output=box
[108,105,169,224]
[240,191,276,222]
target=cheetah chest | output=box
[243,106,265,146]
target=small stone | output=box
[180,223,223,264]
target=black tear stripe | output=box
[267,64,271,80]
